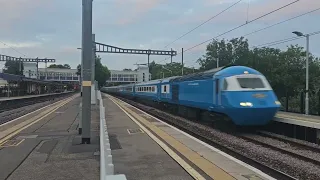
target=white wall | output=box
[23,62,38,78]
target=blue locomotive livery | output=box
[101,65,281,126]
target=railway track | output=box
[0,93,75,125]
[257,130,320,153]
[0,93,73,113]
[110,94,301,180]
[238,133,320,166]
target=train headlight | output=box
[275,101,281,105]
[240,102,253,107]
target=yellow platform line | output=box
[0,95,76,146]
[109,96,236,180]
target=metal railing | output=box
[97,91,127,180]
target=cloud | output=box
[0,0,52,28]
[59,46,79,54]
[0,41,41,49]
[184,8,194,15]
[115,0,165,25]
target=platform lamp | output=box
[292,31,310,115]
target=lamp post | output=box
[292,31,310,115]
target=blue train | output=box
[101,65,281,126]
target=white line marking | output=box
[112,95,277,180]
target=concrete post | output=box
[91,34,96,105]
[81,0,93,144]
[79,103,82,134]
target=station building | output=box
[21,62,151,87]
[107,65,151,85]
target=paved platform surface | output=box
[103,96,194,180]
[0,96,100,180]
[276,111,320,129]
[105,95,276,180]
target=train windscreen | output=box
[236,77,265,89]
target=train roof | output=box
[135,79,162,86]
[160,76,181,83]
[170,65,236,82]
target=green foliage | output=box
[196,36,320,114]
[149,61,196,80]
[76,55,110,88]
[3,61,24,75]
[48,64,71,69]
[95,55,110,87]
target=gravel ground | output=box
[260,131,320,151]
[124,98,320,180]
[0,95,70,125]
[241,133,320,164]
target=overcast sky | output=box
[0,0,319,70]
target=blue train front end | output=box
[218,68,281,126]
[222,91,281,125]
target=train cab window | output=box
[237,77,265,89]
[216,79,219,94]
[152,86,155,92]
[223,80,228,90]
[164,85,167,93]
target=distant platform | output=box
[275,111,320,129]
[0,91,72,102]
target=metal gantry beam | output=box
[95,42,177,56]
[94,42,177,68]
[0,54,55,63]
[0,54,56,79]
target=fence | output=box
[97,91,127,180]
[278,91,320,115]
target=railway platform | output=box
[0,94,100,180]
[103,94,276,180]
[269,111,320,144]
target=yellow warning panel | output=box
[82,81,91,87]
[0,139,25,147]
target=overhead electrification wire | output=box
[163,0,243,48]
[182,0,300,53]
[0,40,27,57]
[158,0,300,64]
[253,30,320,48]
[242,7,320,37]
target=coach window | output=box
[164,85,167,93]
[144,87,146,91]
[152,86,155,92]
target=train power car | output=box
[102,65,281,126]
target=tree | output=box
[48,64,71,69]
[2,61,24,75]
[76,55,111,88]
[149,61,195,80]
